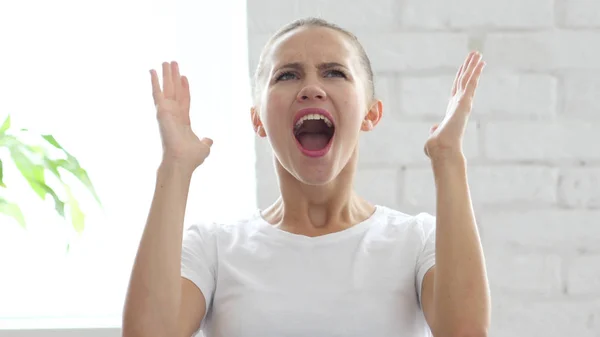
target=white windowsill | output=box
[0,317,121,337]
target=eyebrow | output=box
[275,62,348,72]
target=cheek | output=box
[262,90,291,135]
[336,88,365,131]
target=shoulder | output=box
[373,205,436,243]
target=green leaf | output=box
[39,183,66,218]
[9,146,47,200]
[57,157,102,207]
[65,185,85,233]
[43,158,62,179]
[0,197,26,228]
[0,134,17,147]
[42,135,62,149]
[0,115,10,134]
[0,159,5,188]
[43,136,102,207]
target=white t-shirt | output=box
[181,205,436,337]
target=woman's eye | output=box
[276,72,296,81]
[325,70,347,78]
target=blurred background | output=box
[0,0,599,336]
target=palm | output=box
[424,52,485,159]
[150,61,213,170]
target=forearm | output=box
[431,154,490,336]
[122,162,193,336]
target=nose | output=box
[297,84,327,102]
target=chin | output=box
[291,147,355,187]
[294,166,338,186]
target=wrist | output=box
[429,151,467,166]
[157,160,195,182]
[430,152,467,172]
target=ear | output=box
[250,106,267,137]
[361,99,383,132]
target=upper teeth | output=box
[295,114,333,128]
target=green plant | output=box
[0,114,101,234]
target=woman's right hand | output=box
[150,61,213,173]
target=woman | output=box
[123,17,491,337]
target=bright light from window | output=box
[0,0,255,329]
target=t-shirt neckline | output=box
[252,205,385,245]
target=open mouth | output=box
[293,112,335,157]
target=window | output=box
[0,0,255,329]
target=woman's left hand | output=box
[424,51,486,161]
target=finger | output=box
[162,62,174,99]
[171,61,182,101]
[200,137,213,147]
[181,75,191,111]
[460,52,475,76]
[150,69,162,105]
[429,124,439,134]
[461,52,482,90]
[455,52,474,93]
[451,63,464,96]
[465,61,486,97]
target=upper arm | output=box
[414,213,437,333]
[178,277,208,337]
[179,223,218,336]
[421,266,436,333]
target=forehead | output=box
[267,26,358,67]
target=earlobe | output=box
[361,119,374,131]
[250,106,267,137]
[361,100,383,132]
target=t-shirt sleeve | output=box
[415,212,436,308]
[181,222,218,318]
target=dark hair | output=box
[252,17,375,104]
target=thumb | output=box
[200,137,213,147]
[429,124,439,134]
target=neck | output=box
[261,152,375,236]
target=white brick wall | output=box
[247,1,600,336]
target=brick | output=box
[559,167,600,209]
[354,167,401,209]
[247,0,300,34]
[373,74,401,119]
[398,73,558,118]
[485,32,600,71]
[357,33,469,72]
[404,166,558,209]
[486,251,563,295]
[398,76,454,117]
[567,255,600,295]
[563,73,600,117]
[469,166,559,206]
[401,167,435,209]
[399,0,554,29]
[484,121,600,162]
[397,0,453,29]
[491,297,600,337]
[564,0,600,27]
[296,0,400,32]
[480,210,600,254]
[476,73,558,117]
[358,120,479,165]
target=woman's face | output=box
[252,26,382,186]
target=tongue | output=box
[297,133,329,151]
